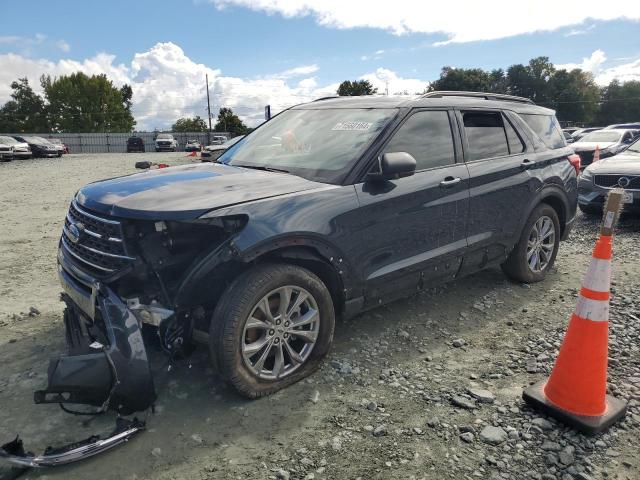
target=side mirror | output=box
[366,152,417,182]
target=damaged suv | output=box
[4,92,578,465]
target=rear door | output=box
[455,109,533,274]
[354,109,470,303]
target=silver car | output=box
[578,138,640,214]
[571,129,639,167]
[0,136,31,159]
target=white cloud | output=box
[557,50,640,85]
[557,49,607,73]
[275,64,319,78]
[211,0,640,43]
[56,40,71,52]
[360,67,427,95]
[564,24,596,36]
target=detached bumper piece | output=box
[0,418,144,468]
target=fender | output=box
[517,181,572,244]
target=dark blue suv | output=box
[44,92,579,414]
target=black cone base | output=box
[523,381,628,435]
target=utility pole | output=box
[206,74,212,145]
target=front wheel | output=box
[210,263,335,398]
[501,204,560,283]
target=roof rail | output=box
[421,91,534,105]
[313,96,340,102]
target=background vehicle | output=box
[201,135,244,161]
[571,129,639,167]
[155,133,178,152]
[12,136,59,157]
[184,139,202,152]
[210,134,228,145]
[604,122,640,130]
[578,138,640,214]
[571,127,603,142]
[0,142,13,161]
[0,136,31,159]
[50,92,576,410]
[127,136,145,152]
[49,138,69,154]
[563,131,575,144]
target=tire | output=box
[210,263,335,398]
[579,204,601,215]
[501,204,560,283]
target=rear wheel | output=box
[210,263,335,398]
[501,204,560,283]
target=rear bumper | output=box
[34,250,156,415]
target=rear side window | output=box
[382,110,455,170]
[462,111,510,161]
[504,117,525,154]
[520,114,565,149]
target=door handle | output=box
[440,176,461,188]
[521,159,535,170]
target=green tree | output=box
[172,115,208,132]
[549,69,600,124]
[337,80,378,96]
[41,72,135,132]
[428,67,493,92]
[213,107,248,135]
[0,78,48,132]
[598,80,640,125]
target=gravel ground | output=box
[0,153,639,480]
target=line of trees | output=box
[171,108,250,135]
[338,56,640,126]
[0,73,135,133]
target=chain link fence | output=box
[2,132,232,153]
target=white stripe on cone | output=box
[575,295,609,322]
[582,258,612,293]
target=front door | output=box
[353,109,470,304]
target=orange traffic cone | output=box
[593,145,601,163]
[523,189,628,434]
[187,151,198,157]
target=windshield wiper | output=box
[234,164,291,174]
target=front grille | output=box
[157,141,171,147]
[594,175,640,190]
[61,200,135,276]
[578,151,594,166]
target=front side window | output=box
[221,108,397,183]
[520,113,565,149]
[462,111,510,161]
[381,110,455,170]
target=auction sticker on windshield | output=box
[332,122,373,131]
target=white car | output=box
[155,133,178,152]
[571,129,639,168]
[0,136,31,159]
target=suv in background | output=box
[127,136,145,153]
[43,92,577,423]
[155,133,178,152]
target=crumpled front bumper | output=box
[0,252,156,467]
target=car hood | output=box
[585,152,640,175]
[572,141,617,151]
[76,162,331,220]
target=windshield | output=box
[626,138,640,154]
[157,134,172,139]
[0,136,18,145]
[581,131,621,143]
[30,136,51,144]
[220,108,397,183]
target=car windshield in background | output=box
[220,108,397,183]
[581,131,621,143]
[30,137,51,144]
[0,136,18,145]
[157,134,172,139]
[625,138,640,154]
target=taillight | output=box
[568,154,581,176]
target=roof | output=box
[292,92,555,115]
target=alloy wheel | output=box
[526,215,556,273]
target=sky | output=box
[0,0,639,130]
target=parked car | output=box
[201,135,245,161]
[603,122,640,130]
[184,139,202,152]
[571,129,639,167]
[155,133,178,152]
[127,136,145,153]
[210,134,228,145]
[563,131,575,144]
[12,136,60,158]
[578,138,640,214]
[571,127,603,142]
[563,127,580,135]
[0,142,13,161]
[49,138,69,154]
[0,136,31,159]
